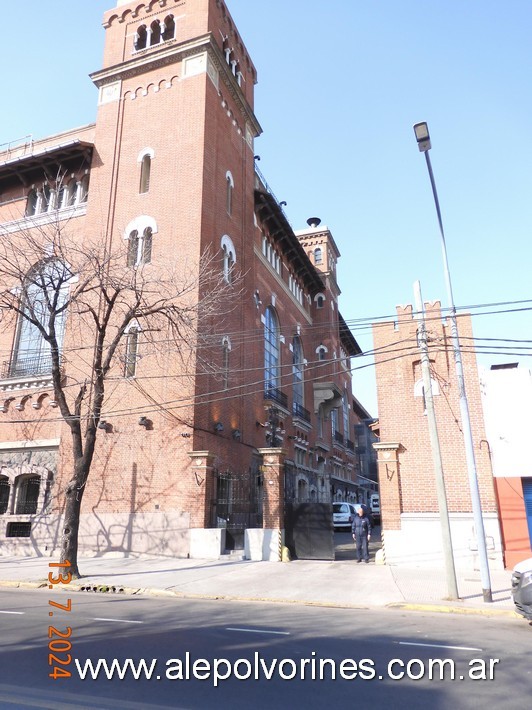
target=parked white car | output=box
[332,502,361,531]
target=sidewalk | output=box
[0,555,518,618]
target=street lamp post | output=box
[413,122,493,603]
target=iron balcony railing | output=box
[334,431,344,446]
[264,386,288,410]
[2,353,53,379]
[292,402,311,424]
[346,438,355,451]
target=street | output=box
[0,587,529,709]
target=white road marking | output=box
[0,610,24,614]
[398,641,483,652]
[226,627,290,636]
[93,617,144,624]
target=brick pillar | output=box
[187,451,216,528]
[373,443,401,530]
[258,448,286,529]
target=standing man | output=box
[352,506,372,563]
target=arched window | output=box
[125,216,157,267]
[150,20,161,45]
[226,171,234,215]
[78,176,89,204]
[10,260,69,378]
[41,185,51,213]
[317,345,327,361]
[124,326,140,378]
[264,306,280,396]
[134,25,147,50]
[139,154,151,194]
[221,235,236,283]
[58,180,76,209]
[161,15,175,41]
[127,227,152,266]
[26,189,38,217]
[292,336,304,414]
[314,247,323,265]
[315,294,325,309]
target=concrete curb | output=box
[387,602,521,618]
[0,579,519,618]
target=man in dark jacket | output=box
[352,506,372,563]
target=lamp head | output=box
[413,122,431,152]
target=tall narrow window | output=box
[142,227,153,263]
[264,306,280,396]
[127,230,139,267]
[127,228,152,266]
[314,247,323,265]
[331,407,338,437]
[78,176,89,204]
[139,154,151,193]
[0,477,10,515]
[134,25,147,50]
[342,393,349,437]
[41,185,51,213]
[222,337,231,390]
[226,171,234,215]
[26,189,38,216]
[11,261,69,378]
[162,15,176,41]
[58,180,76,209]
[292,336,304,414]
[150,20,162,45]
[124,327,139,378]
[221,235,236,284]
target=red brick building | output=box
[0,0,364,560]
[372,301,504,570]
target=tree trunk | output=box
[60,463,88,579]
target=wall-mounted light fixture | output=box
[232,428,241,441]
[138,416,152,429]
[214,421,224,433]
[98,420,111,433]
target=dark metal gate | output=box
[212,467,263,550]
[284,463,334,560]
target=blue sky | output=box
[3,1,532,415]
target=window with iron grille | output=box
[0,477,9,515]
[15,476,40,515]
[6,522,31,537]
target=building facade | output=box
[0,0,364,560]
[372,301,504,569]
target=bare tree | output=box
[0,213,235,578]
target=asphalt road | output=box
[0,587,529,709]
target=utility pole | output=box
[414,122,493,603]
[414,281,459,600]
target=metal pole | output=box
[414,280,459,600]
[422,150,493,603]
